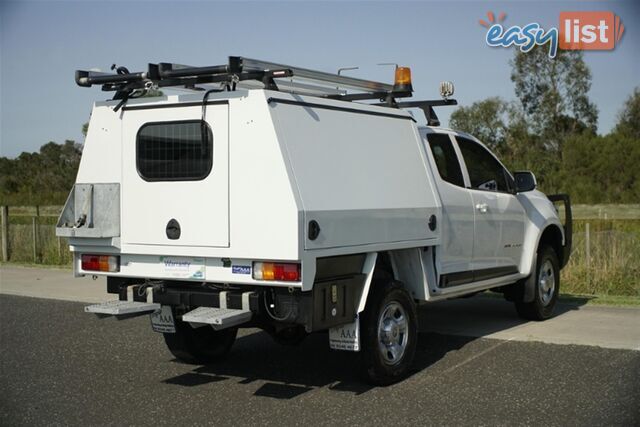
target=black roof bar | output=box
[147,68,293,89]
[155,63,232,79]
[75,70,148,88]
[377,99,458,126]
[395,99,457,108]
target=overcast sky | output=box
[1,0,638,158]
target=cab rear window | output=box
[426,133,465,187]
[137,120,213,181]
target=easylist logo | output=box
[482,11,625,58]
[559,11,624,50]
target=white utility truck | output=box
[58,57,572,385]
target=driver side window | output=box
[456,137,513,192]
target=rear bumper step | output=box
[85,300,160,316]
[182,291,254,329]
[182,306,252,329]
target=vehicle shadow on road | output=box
[163,329,369,396]
[161,296,588,399]
[418,294,588,337]
[162,329,475,398]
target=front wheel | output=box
[163,310,237,364]
[359,277,417,385]
[515,246,560,320]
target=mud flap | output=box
[329,316,360,351]
[150,306,176,333]
[523,258,537,303]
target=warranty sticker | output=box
[160,256,205,279]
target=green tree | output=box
[614,87,640,139]
[449,97,508,151]
[562,132,640,203]
[0,141,82,205]
[510,47,598,153]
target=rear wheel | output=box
[163,310,237,364]
[359,276,417,385]
[515,246,560,320]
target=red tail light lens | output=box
[253,262,301,282]
[81,254,120,272]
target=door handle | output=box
[475,203,488,213]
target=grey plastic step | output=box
[85,300,161,316]
[182,306,252,329]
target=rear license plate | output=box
[150,306,176,334]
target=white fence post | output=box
[32,216,39,262]
[585,222,591,268]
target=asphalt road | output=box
[1,294,639,426]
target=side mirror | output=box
[514,171,537,193]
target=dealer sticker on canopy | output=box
[160,256,205,279]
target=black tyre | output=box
[359,277,418,386]
[163,311,237,364]
[515,246,560,321]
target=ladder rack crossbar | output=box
[238,57,394,93]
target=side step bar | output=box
[85,300,160,316]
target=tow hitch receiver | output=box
[85,300,160,317]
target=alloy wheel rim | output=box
[538,259,555,306]
[377,302,409,365]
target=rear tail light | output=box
[253,262,300,282]
[81,254,120,272]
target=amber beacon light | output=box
[393,66,413,92]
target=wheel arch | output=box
[538,224,565,267]
[357,248,432,314]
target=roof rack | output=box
[76,56,403,98]
[76,56,412,101]
[75,56,456,123]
